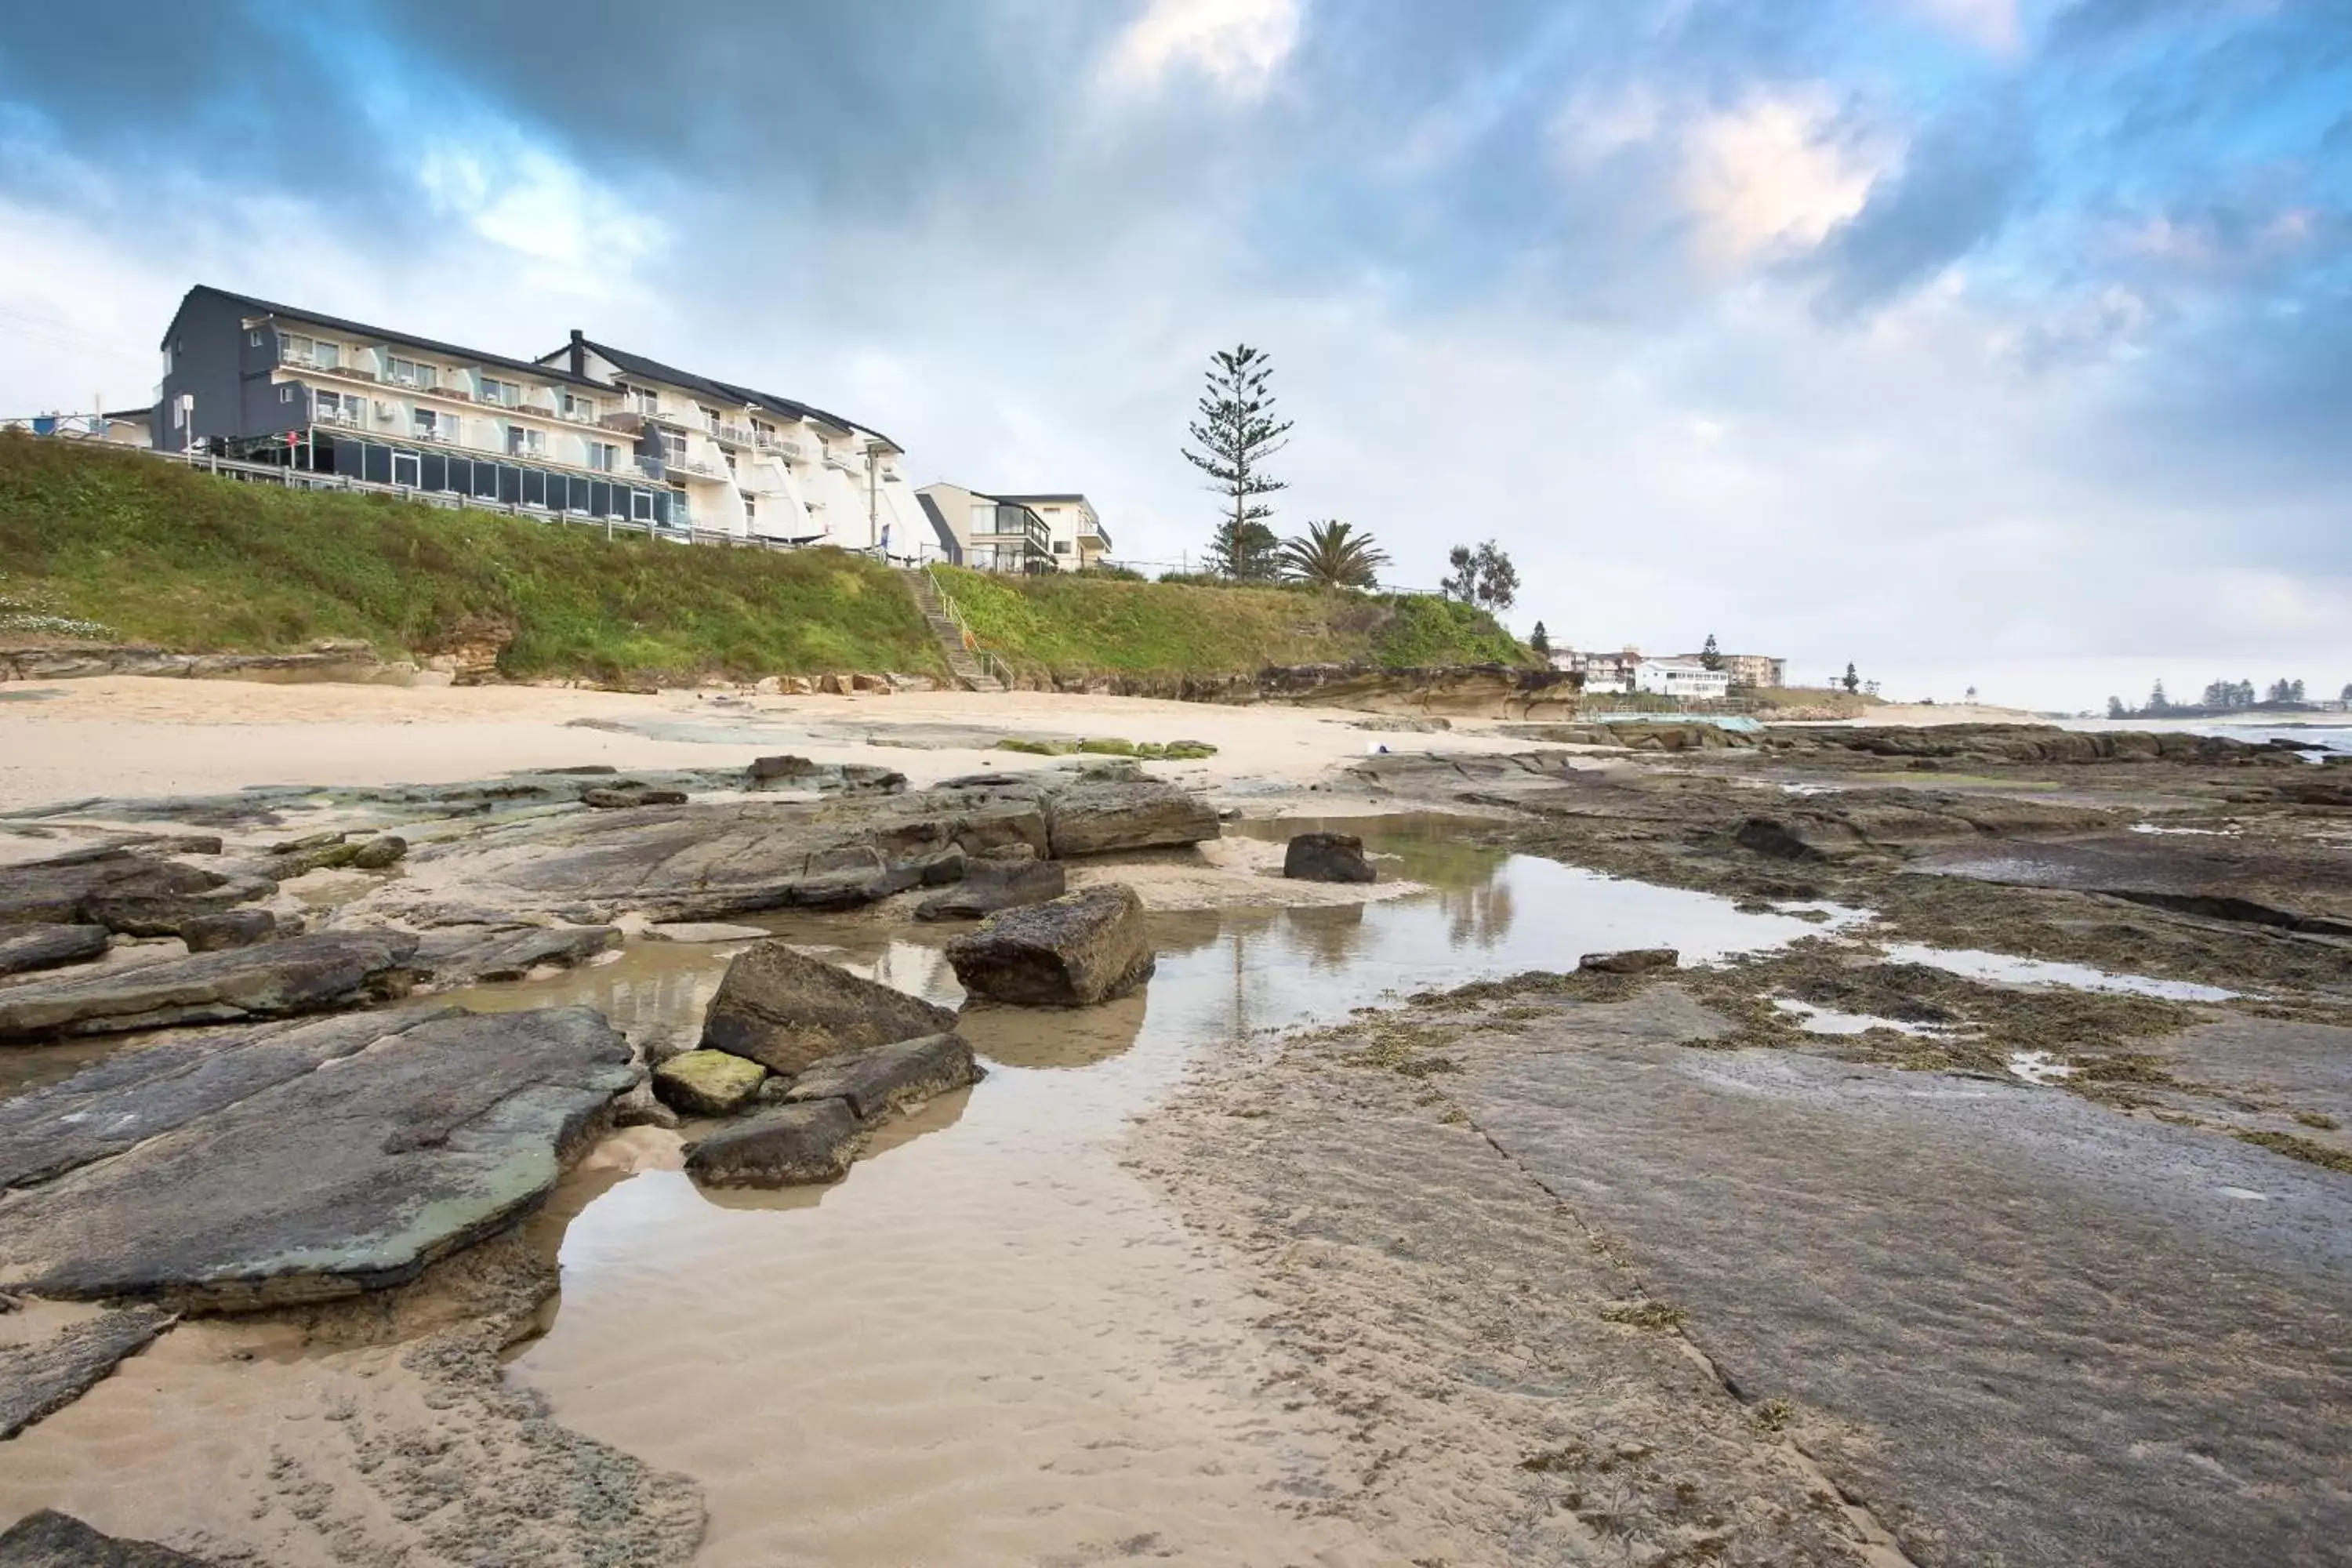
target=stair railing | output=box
[921,561,1007,687]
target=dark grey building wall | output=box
[153,292,304,452]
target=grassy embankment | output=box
[0,434,945,684]
[935,564,1529,681]
[0,437,1530,686]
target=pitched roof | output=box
[566,338,899,452]
[167,285,610,389]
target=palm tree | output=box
[1278,519,1389,589]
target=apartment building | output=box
[535,335,928,550]
[150,286,919,545]
[1675,651,1786,689]
[913,484,1052,573]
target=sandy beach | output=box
[2,674,2347,1568]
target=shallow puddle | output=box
[1879,942,2241,1002]
[1772,997,1951,1038]
[502,828,1834,1565]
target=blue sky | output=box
[2,0,2345,709]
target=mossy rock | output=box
[652,1049,768,1116]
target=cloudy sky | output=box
[2,0,2345,710]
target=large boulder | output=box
[178,909,278,953]
[0,930,419,1043]
[782,1033,981,1120]
[0,848,272,937]
[0,922,110,978]
[684,1100,863,1188]
[1041,779,1219,858]
[652,1049,768,1116]
[914,857,1066,922]
[1283,832,1375,884]
[0,1007,635,1308]
[699,942,957,1075]
[0,1509,214,1566]
[1578,948,1679,975]
[946,884,1156,1007]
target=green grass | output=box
[0,434,946,684]
[936,565,1528,678]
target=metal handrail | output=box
[920,561,1007,684]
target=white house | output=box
[915,484,1109,572]
[1634,657,1731,701]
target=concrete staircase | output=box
[905,569,1004,693]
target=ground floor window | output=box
[307,434,684,525]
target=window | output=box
[700,406,720,429]
[314,390,340,419]
[162,346,174,376]
[412,408,439,438]
[480,376,520,407]
[506,424,543,457]
[585,442,614,472]
[523,470,547,509]
[313,339,339,369]
[753,418,775,439]
[563,391,597,422]
[279,386,295,404]
[391,448,419,488]
[632,387,659,415]
[1052,539,1071,554]
[387,356,435,390]
[742,493,757,524]
[249,331,264,347]
[632,491,654,522]
[723,451,735,474]
[659,430,686,465]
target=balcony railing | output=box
[706,420,754,447]
[311,406,361,429]
[665,452,720,478]
[755,432,805,460]
[554,405,601,426]
[409,424,459,445]
[824,448,868,473]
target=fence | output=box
[2,421,964,566]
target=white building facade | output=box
[1634,657,1732,701]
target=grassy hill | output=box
[936,566,1528,679]
[0,434,946,684]
[0,436,1529,686]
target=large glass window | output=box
[391,448,419,488]
[632,491,654,522]
[590,481,612,518]
[586,442,615,472]
[472,461,498,499]
[447,457,470,495]
[523,469,546,510]
[387,356,436,390]
[362,443,391,485]
[480,376,519,407]
[499,465,521,505]
[422,452,448,492]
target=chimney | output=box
[568,328,585,378]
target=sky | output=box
[0,0,2346,712]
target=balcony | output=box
[311,405,361,430]
[824,448,868,473]
[554,405,601,427]
[664,452,721,479]
[633,455,666,481]
[754,432,806,461]
[706,420,754,447]
[409,424,459,446]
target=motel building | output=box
[151,285,928,549]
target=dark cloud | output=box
[1809,103,2031,318]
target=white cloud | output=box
[1899,0,2024,56]
[1677,90,1888,266]
[1103,0,1302,99]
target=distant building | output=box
[1555,646,1642,694]
[914,483,1051,573]
[149,285,920,544]
[1635,657,1732,701]
[1675,651,1785,689]
[915,485,1109,572]
[992,494,1112,571]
